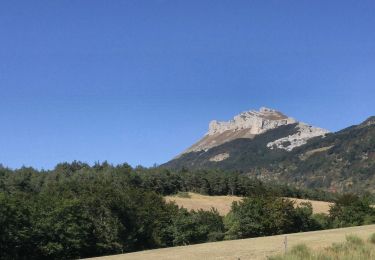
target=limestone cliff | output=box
[182,107,329,154]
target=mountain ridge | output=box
[163,109,375,193]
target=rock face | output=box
[209,153,230,162]
[182,107,329,154]
[267,123,329,151]
[208,107,296,136]
[359,116,375,128]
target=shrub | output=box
[311,213,330,230]
[207,231,225,242]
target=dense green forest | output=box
[1,162,375,259]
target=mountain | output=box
[163,108,375,194]
[180,107,328,155]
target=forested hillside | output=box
[164,117,375,193]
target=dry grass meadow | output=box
[164,192,332,215]
[165,192,242,215]
[88,224,375,260]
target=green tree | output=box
[224,196,316,239]
[171,208,224,245]
[329,194,375,227]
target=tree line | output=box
[0,162,374,259]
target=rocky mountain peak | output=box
[207,107,296,136]
[359,116,375,127]
[181,107,329,155]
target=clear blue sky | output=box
[1,1,374,169]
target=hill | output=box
[87,224,375,260]
[163,112,375,194]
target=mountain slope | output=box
[165,123,299,170]
[279,118,375,193]
[163,110,375,193]
[165,107,329,170]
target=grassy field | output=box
[164,193,332,215]
[165,192,242,215]
[270,233,375,259]
[88,224,375,260]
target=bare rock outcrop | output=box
[207,107,296,136]
[181,107,329,155]
[266,123,329,151]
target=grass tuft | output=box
[369,233,375,244]
[345,235,364,246]
[290,244,311,258]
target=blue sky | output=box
[1,0,374,169]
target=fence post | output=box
[284,235,288,254]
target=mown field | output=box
[165,192,332,215]
[88,224,375,260]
